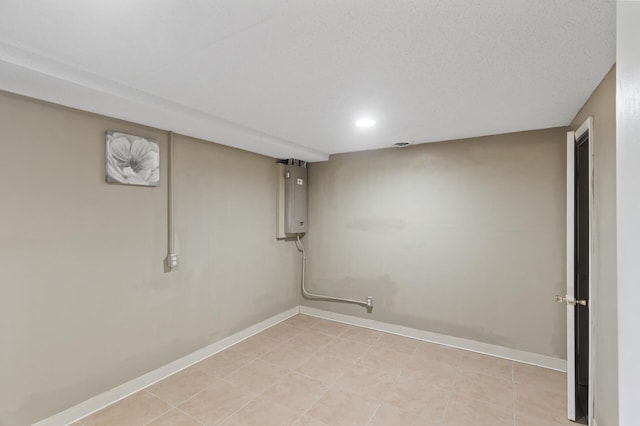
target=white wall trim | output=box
[299,306,567,372]
[34,304,567,425]
[33,306,300,426]
[566,129,577,420]
[617,4,640,424]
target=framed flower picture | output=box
[106,131,160,187]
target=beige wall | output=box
[570,67,617,426]
[304,128,568,358]
[0,68,616,425]
[0,92,300,425]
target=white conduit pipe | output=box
[296,235,373,309]
[168,131,174,254]
[166,131,178,270]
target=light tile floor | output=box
[76,314,574,426]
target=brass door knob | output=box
[555,295,588,307]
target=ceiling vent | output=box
[393,141,413,147]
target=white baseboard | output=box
[33,306,300,426]
[35,304,567,425]
[299,306,567,372]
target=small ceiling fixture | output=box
[355,117,376,128]
[393,141,413,147]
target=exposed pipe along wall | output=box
[301,128,568,359]
[167,131,178,270]
[282,159,373,309]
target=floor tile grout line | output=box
[196,351,260,379]
[305,338,390,425]
[456,367,515,382]
[212,395,254,425]
[78,372,200,424]
[440,363,462,425]
[364,358,405,426]
[234,382,303,424]
[298,385,331,423]
[172,406,203,425]
[225,336,342,422]
[440,392,453,426]
[144,386,202,410]
[165,373,244,416]
[168,385,209,416]
[139,400,174,426]
[364,401,384,426]
[212,368,300,426]
[302,411,331,426]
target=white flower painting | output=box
[106,131,160,187]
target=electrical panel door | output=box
[284,163,307,234]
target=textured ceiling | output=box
[0,1,615,161]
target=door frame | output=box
[566,116,595,424]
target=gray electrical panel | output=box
[284,162,307,234]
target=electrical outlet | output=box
[168,253,178,269]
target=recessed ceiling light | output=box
[355,117,376,128]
